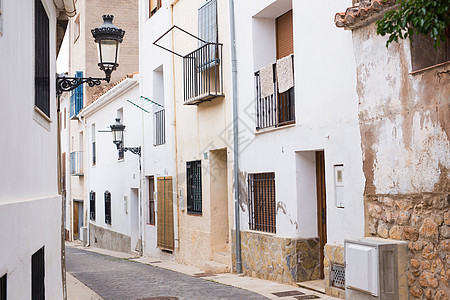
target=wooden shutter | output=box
[157,177,174,250]
[276,10,293,60]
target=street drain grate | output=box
[294,295,320,299]
[137,297,179,300]
[193,272,216,277]
[272,290,305,297]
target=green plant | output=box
[376,0,450,48]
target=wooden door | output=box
[315,151,327,279]
[73,201,79,240]
[157,177,174,251]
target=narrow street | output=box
[66,246,269,300]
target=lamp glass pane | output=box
[112,129,123,144]
[100,40,118,64]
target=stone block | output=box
[333,246,344,265]
[403,226,419,241]
[395,210,411,225]
[410,285,423,298]
[377,223,389,238]
[423,244,438,260]
[433,290,447,300]
[419,271,439,288]
[420,218,439,240]
[389,225,403,240]
[439,225,450,239]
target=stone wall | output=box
[90,223,131,254]
[231,230,320,285]
[323,243,345,299]
[366,194,449,299]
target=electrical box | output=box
[179,187,185,210]
[334,164,344,208]
[345,238,408,300]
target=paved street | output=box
[66,246,269,300]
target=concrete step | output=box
[213,251,231,265]
[200,260,230,274]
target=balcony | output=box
[70,151,84,176]
[255,55,295,130]
[183,43,224,105]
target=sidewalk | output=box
[66,241,338,300]
[67,272,102,300]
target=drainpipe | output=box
[228,0,242,274]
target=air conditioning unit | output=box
[345,238,408,300]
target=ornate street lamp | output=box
[109,118,141,156]
[56,15,125,95]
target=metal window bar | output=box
[255,56,295,130]
[31,247,45,300]
[104,191,111,225]
[183,43,223,104]
[90,191,96,221]
[186,160,202,214]
[34,0,50,117]
[70,151,83,175]
[248,173,276,233]
[92,142,96,165]
[154,109,165,146]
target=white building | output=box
[0,0,75,298]
[232,0,365,294]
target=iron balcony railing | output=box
[254,56,295,130]
[183,43,224,105]
[70,151,83,176]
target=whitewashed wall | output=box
[82,78,141,243]
[0,0,63,298]
[234,0,365,244]
[139,0,178,258]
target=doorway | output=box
[130,188,140,253]
[210,149,229,256]
[73,200,83,240]
[315,151,327,279]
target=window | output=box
[154,109,165,146]
[35,0,50,117]
[74,15,80,42]
[186,161,202,214]
[0,274,6,300]
[248,173,276,233]
[411,26,450,71]
[149,0,161,18]
[198,0,218,44]
[90,191,95,221]
[91,124,96,165]
[31,247,45,300]
[104,191,111,225]
[148,177,155,225]
[70,71,83,118]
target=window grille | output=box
[90,191,96,221]
[187,160,202,214]
[148,178,155,225]
[154,109,165,146]
[92,141,96,165]
[0,274,6,300]
[31,247,45,300]
[104,191,111,225]
[248,173,276,233]
[70,71,84,118]
[35,0,50,117]
[331,265,345,289]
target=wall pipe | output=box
[228,0,242,274]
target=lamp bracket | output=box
[124,146,141,157]
[56,75,110,96]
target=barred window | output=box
[198,0,217,44]
[90,191,96,221]
[187,160,202,214]
[0,273,6,300]
[104,191,111,225]
[35,0,50,117]
[31,247,45,300]
[248,173,276,233]
[154,109,165,146]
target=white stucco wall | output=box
[0,0,63,298]
[234,0,365,244]
[139,0,177,258]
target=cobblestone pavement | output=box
[66,246,268,300]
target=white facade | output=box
[139,0,177,259]
[234,0,364,246]
[0,0,73,298]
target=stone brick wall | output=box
[323,244,345,299]
[366,194,449,299]
[231,230,320,284]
